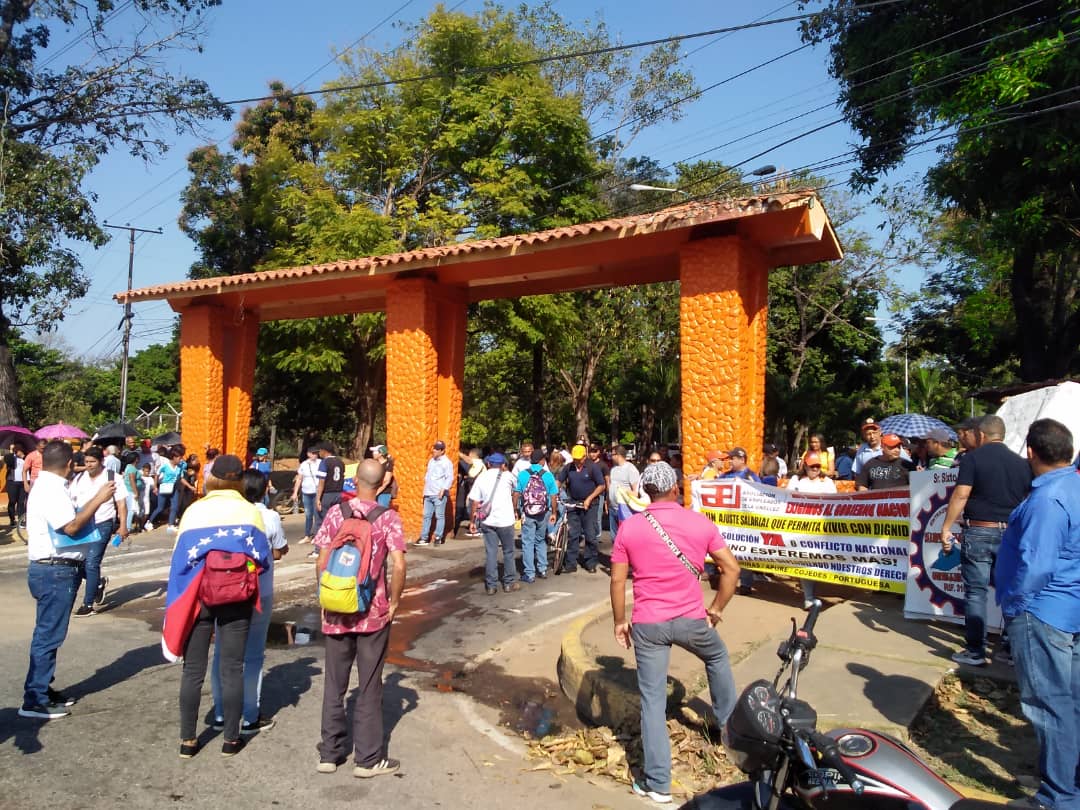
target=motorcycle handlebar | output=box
[808,731,864,796]
[801,599,823,636]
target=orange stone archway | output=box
[119,192,842,537]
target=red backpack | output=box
[199,549,259,607]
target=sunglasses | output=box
[807,465,822,470]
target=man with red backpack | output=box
[313,458,407,777]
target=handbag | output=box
[473,471,503,523]
[643,510,701,578]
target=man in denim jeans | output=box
[20,441,116,719]
[994,419,1080,810]
[941,414,1031,667]
[417,440,453,545]
[609,461,741,804]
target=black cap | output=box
[211,454,244,480]
[763,443,778,454]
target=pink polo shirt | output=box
[611,501,727,625]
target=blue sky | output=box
[54,0,928,359]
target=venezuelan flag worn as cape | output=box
[161,491,270,662]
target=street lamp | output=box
[867,317,909,413]
[628,184,689,196]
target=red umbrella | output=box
[34,422,90,440]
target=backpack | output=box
[198,549,259,607]
[318,502,388,615]
[521,470,550,517]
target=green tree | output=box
[0,0,230,424]
[179,3,698,453]
[802,0,1080,379]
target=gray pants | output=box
[319,625,390,767]
[631,617,737,794]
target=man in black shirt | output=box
[941,414,1032,667]
[314,442,345,538]
[855,434,915,491]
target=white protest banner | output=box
[904,469,1003,630]
[691,478,909,593]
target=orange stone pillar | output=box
[679,236,769,480]
[223,313,259,458]
[385,278,466,538]
[179,305,227,466]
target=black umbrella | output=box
[152,431,183,446]
[0,426,37,452]
[92,421,140,445]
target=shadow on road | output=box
[65,643,165,700]
[0,708,48,754]
[261,655,320,717]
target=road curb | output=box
[556,601,685,733]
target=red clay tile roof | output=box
[116,190,828,305]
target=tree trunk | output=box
[1012,246,1080,380]
[347,331,386,460]
[530,343,546,447]
[0,315,24,425]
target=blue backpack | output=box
[318,503,387,615]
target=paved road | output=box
[0,518,641,810]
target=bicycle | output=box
[550,501,584,574]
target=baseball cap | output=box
[726,447,748,459]
[485,452,506,466]
[925,428,953,443]
[571,444,587,460]
[860,418,881,433]
[433,440,446,451]
[763,443,778,454]
[881,433,902,448]
[256,447,268,456]
[705,450,728,462]
[641,461,677,495]
[211,454,244,480]
[369,444,388,456]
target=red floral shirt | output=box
[313,497,406,635]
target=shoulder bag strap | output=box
[482,471,503,510]
[643,510,701,579]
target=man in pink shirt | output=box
[610,461,741,804]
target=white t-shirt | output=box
[608,461,641,504]
[787,475,837,494]
[296,458,320,495]
[467,468,517,528]
[27,470,79,561]
[255,501,288,596]
[70,469,124,524]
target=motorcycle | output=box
[684,600,1003,810]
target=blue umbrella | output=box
[877,413,956,440]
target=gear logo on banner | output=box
[908,490,965,614]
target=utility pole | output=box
[104,222,162,422]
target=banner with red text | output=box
[691,478,910,593]
[904,469,1003,630]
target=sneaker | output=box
[211,717,224,731]
[316,761,338,774]
[47,688,76,707]
[18,702,70,720]
[240,717,276,735]
[353,757,400,778]
[299,536,311,545]
[632,781,672,804]
[994,647,1014,666]
[502,582,521,593]
[414,538,431,546]
[951,649,988,667]
[221,738,245,757]
[484,586,498,595]
[736,585,754,596]
[74,605,95,617]
[94,576,109,606]
[520,576,535,584]
[536,571,548,579]
[559,564,577,574]
[179,741,199,759]
[583,564,598,574]
[166,525,178,534]
[144,521,153,532]
[307,549,319,560]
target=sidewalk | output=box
[558,576,1015,740]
